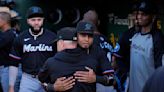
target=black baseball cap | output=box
[26,6,44,19]
[76,21,96,34]
[53,27,77,42]
[138,0,157,14]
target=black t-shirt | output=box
[9,29,57,75]
[0,29,16,66]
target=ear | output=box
[57,40,64,51]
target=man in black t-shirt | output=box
[9,6,56,92]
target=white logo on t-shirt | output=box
[23,44,53,52]
[24,38,31,41]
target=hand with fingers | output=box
[54,76,75,91]
[74,66,96,83]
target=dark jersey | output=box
[0,29,16,66]
[93,33,120,63]
[39,47,112,92]
[89,45,112,75]
[93,34,112,53]
[88,45,114,86]
[9,29,57,75]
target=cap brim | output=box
[78,31,93,34]
[27,13,44,19]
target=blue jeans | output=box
[0,65,22,92]
[19,73,45,92]
[0,66,9,92]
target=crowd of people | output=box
[0,0,164,92]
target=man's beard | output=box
[29,26,43,35]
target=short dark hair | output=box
[0,12,11,24]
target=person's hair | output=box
[0,12,11,24]
[83,9,99,26]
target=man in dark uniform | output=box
[0,7,18,92]
[9,6,56,92]
[74,21,114,87]
[82,9,115,55]
[82,9,118,92]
